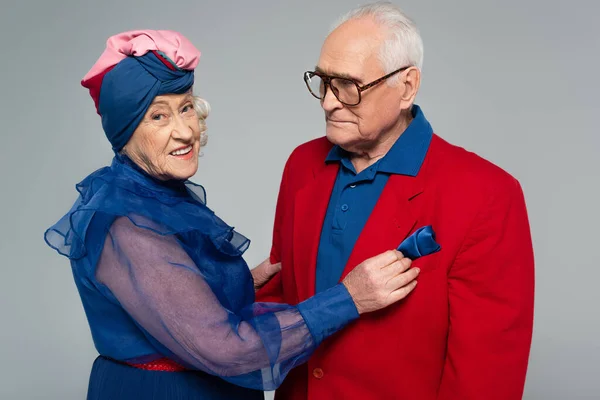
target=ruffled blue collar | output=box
[45,155,249,261]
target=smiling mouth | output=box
[170,145,193,156]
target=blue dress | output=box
[45,154,359,399]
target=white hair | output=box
[193,95,210,148]
[330,1,424,83]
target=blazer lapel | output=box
[292,163,339,301]
[340,173,426,281]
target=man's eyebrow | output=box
[314,66,363,84]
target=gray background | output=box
[1,0,598,399]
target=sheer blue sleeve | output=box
[96,217,357,390]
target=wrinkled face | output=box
[317,17,415,153]
[123,92,201,181]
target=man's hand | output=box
[251,258,282,292]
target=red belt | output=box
[125,357,188,372]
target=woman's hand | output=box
[342,250,419,314]
[251,258,282,292]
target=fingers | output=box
[256,259,281,274]
[256,257,271,270]
[368,249,405,269]
[381,257,412,275]
[386,266,419,291]
[258,262,281,281]
[387,280,418,304]
[269,262,282,275]
[252,259,282,289]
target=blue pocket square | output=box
[397,225,441,260]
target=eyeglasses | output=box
[303,66,410,106]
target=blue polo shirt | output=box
[315,105,433,293]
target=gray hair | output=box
[330,1,424,83]
[193,96,210,148]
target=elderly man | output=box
[256,2,534,400]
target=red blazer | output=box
[257,134,534,400]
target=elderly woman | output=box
[44,30,427,400]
